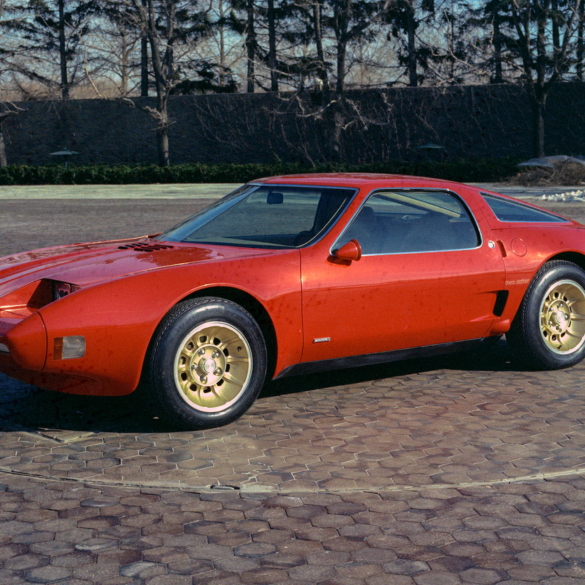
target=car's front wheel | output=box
[148,297,267,429]
[507,260,585,369]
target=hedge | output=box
[0,158,522,186]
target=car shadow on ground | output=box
[262,339,517,398]
[0,341,519,435]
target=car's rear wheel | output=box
[148,297,267,429]
[507,260,585,369]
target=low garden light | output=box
[49,148,80,170]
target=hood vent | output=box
[119,242,175,252]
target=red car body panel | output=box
[1,174,584,397]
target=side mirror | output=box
[334,239,362,262]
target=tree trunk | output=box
[578,0,584,81]
[330,0,351,161]
[493,8,503,83]
[0,127,7,167]
[336,37,347,95]
[146,0,171,167]
[331,106,342,161]
[141,37,149,96]
[120,30,129,96]
[551,0,560,61]
[268,0,278,91]
[219,0,225,85]
[531,93,547,158]
[246,0,255,93]
[406,0,417,87]
[330,43,346,160]
[157,124,170,166]
[313,2,329,94]
[533,3,548,157]
[58,0,69,99]
[141,0,149,97]
[157,97,170,167]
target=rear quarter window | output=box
[482,194,568,223]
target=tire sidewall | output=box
[523,263,585,368]
[150,299,267,428]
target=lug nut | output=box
[200,376,207,384]
[212,351,220,359]
[214,368,222,376]
[198,348,205,356]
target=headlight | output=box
[52,281,81,301]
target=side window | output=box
[336,191,480,255]
[482,194,567,223]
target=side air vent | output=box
[493,290,509,317]
[119,242,175,252]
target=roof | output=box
[252,173,465,189]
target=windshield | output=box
[158,184,356,249]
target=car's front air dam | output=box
[2,313,47,371]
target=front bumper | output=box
[0,315,101,395]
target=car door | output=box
[300,188,507,364]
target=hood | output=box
[0,237,270,298]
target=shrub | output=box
[509,160,585,186]
[0,158,522,186]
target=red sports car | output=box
[1,174,585,429]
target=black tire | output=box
[147,297,267,430]
[507,260,585,370]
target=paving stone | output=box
[258,552,306,569]
[50,552,96,568]
[119,561,166,578]
[4,553,49,571]
[75,538,119,553]
[30,541,75,556]
[0,543,29,561]
[287,563,336,581]
[383,560,429,576]
[24,565,72,583]
[144,575,192,585]
[240,568,289,583]
[459,568,504,584]
[335,561,385,579]
[234,543,277,558]
[367,575,416,585]
[413,572,463,585]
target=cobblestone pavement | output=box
[1,192,585,583]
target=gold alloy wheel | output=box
[540,280,585,354]
[173,321,252,412]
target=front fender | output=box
[38,251,302,396]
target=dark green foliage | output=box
[0,158,522,185]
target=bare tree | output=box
[5,0,98,100]
[85,13,143,97]
[509,0,582,156]
[108,0,211,165]
[382,0,436,86]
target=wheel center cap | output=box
[200,358,217,374]
[548,304,569,333]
